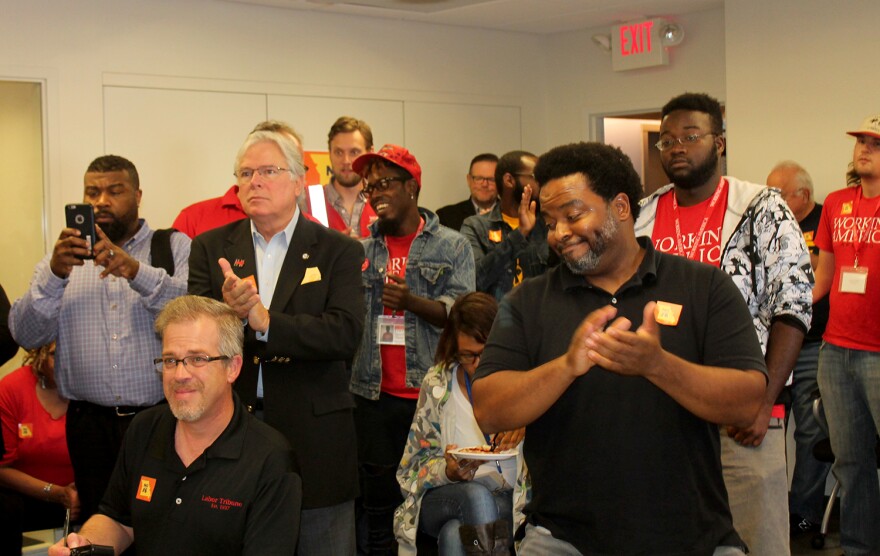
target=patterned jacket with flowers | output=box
[635,177,813,351]
[394,362,530,555]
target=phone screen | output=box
[65,203,96,259]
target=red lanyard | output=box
[852,187,880,267]
[671,178,726,261]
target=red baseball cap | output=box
[352,144,422,189]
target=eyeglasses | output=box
[153,354,230,373]
[457,351,483,365]
[655,132,718,152]
[513,173,536,181]
[363,176,407,195]
[470,175,496,185]
[234,166,291,184]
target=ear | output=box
[135,188,143,208]
[502,172,516,191]
[405,180,419,199]
[226,354,243,384]
[611,194,631,221]
[715,135,726,157]
[292,174,305,199]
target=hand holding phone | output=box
[65,204,96,259]
[49,205,96,279]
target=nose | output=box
[552,223,571,247]
[170,359,193,380]
[94,190,112,207]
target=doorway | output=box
[0,79,46,377]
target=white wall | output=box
[0,0,547,239]
[724,0,880,201]
[542,8,727,147]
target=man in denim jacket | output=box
[350,144,475,554]
[461,150,553,301]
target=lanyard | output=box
[671,177,726,261]
[463,369,503,474]
[851,187,880,267]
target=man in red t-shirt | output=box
[635,93,812,555]
[350,145,475,554]
[813,114,880,556]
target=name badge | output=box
[377,315,405,345]
[840,266,868,294]
[654,301,683,326]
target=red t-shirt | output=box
[380,219,425,399]
[815,186,880,352]
[651,180,729,267]
[0,366,74,486]
[172,186,247,239]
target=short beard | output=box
[334,173,362,188]
[664,147,719,190]
[562,212,618,275]
[168,397,206,423]
[97,208,137,243]
[376,216,400,237]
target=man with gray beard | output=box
[471,142,767,555]
[50,295,302,556]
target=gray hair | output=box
[234,129,305,179]
[770,160,814,194]
[155,295,243,360]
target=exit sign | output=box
[611,19,669,71]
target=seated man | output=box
[473,142,767,555]
[50,295,302,556]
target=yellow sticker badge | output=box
[488,230,503,243]
[654,301,683,327]
[841,202,853,215]
[137,476,157,502]
[18,423,33,438]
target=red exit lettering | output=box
[620,21,654,56]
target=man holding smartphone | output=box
[9,155,190,524]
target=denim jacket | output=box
[350,208,475,400]
[460,204,551,301]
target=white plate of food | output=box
[449,445,518,460]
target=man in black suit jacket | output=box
[188,128,364,556]
[436,153,498,230]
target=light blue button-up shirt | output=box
[251,209,300,397]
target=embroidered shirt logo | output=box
[136,476,157,502]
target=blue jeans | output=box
[418,482,512,556]
[517,524,747,556]
[789,341,833,523]
[817,342,880,555]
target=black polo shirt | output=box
[99,393,301,555]
[475,238,767,556]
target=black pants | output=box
[66,400,155,522]
[0,488,66,555]
[354,393,417,555]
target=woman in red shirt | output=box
[0,343,78,555]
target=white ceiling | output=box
[220,0,723,34]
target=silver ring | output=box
[108,249,115,258]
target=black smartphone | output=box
[69,545,114,556]
[65,203,96,259]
